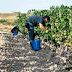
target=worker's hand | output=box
[26,28,28,32]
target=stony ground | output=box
[0,33,72,72]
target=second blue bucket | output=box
[14,31,18,36]
[31,40,41,50]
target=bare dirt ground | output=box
[0,12,18,48]
[0,23,16,33]
[0,33,72,72]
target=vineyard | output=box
[14,5,72,48]
[0,4,72,72]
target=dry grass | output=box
[0,12,34,33]
[0,12,18,22]
[0,12,18,33]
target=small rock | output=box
[29,61,37,65]
[49,66,54,70]
[61,57,67,63]
[41,45,45,48]
[54,64,57,68]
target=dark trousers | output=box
[28,22,34,42]
[25,22,35,42]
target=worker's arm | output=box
[39,23,46,30]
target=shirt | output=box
[26,15,45,26]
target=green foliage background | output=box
[14,5,72,47]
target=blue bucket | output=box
[31,40,41,50]
[14,31,18,36]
